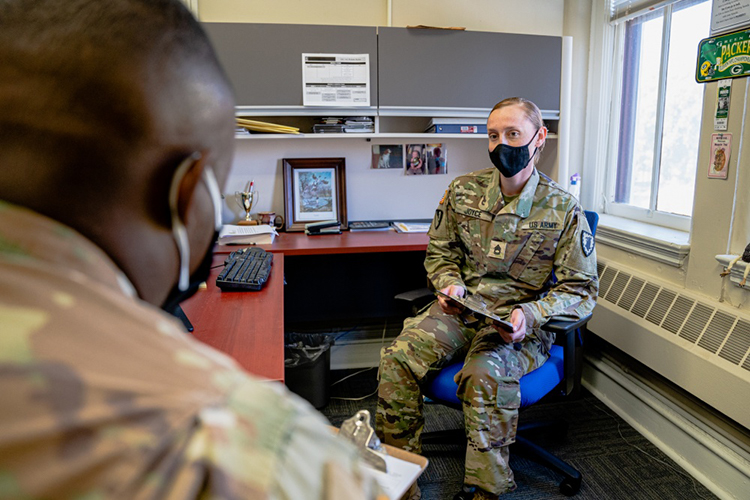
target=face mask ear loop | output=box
[526,127,542,169]
[169,153,201,292]
[202,165,223,232]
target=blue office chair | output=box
[396,210,598,497]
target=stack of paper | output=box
[392,222,431,233]
[343,117,374,133]
[359,450,424,500]
[218,225,277,245]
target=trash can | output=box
[284,333,334,409]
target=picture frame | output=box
[282,157,348,232]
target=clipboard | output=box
[435,291,513,330]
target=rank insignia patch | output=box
[581,230,595,257]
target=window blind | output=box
[609,0,680,23]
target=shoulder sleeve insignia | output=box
[581,230,595,257]
[433,208,444,230]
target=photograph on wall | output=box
[424,143,447,175]
[708,133,731,179]
[371,144,404,169]
[405,144,426,175]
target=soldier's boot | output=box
[453,486,499,500]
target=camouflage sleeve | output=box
[270,392,382,500]
[516,205,599,330]
[424,183,466,291]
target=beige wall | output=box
[198,0,564,35]
[687,78,750,307]
[199,0,387,26]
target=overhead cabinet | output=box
[203,23,562,120]
[377,27,562,118]
[203,23,379,113]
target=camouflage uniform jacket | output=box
[0,201,375,500]
[426,168,598,345]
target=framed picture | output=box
[282,157,348,231]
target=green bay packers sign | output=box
[697,29,750,83]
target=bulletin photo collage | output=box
[371,144,447,175]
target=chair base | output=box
[421,420,582,496]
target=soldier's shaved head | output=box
[0,0,236,305]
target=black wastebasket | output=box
[284,333,334,409]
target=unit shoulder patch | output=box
[433,209,444,230]
[581,230,595,257]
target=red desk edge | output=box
[187,231,429,383]
[216,230,429,256]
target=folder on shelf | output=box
[425,118,486,134]
[236,117,300,134]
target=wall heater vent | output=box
[589,260,750,428]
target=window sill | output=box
[715,255,750,290]
[596,214,690,267]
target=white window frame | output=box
[594,0,708,233]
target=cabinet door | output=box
[378,27,561,114]
[203,23,378,108]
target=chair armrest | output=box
[542,315,592,334]
[541,314,592,396]
[394,287,433,303]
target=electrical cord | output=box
[330,320,389,401]
[584,398,712,500]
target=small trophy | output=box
[235,180,258,225]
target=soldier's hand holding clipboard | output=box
[435,290,525,349]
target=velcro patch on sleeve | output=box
[581,230,595,257]
[520,220,561,231]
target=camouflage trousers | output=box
[376,302,551,495]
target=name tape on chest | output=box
[520,220,561,231]
[455,207,494,222]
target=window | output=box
[607,0,711,230]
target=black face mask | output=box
[162,158,223,315]
[488,129,539,178]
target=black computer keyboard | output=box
[216,247,273,291]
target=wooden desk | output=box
[214,230,430,256]
[187,231,430,380]
[181,253,285,382]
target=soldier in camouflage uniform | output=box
[377,98,598,500]
[0,1,379,499]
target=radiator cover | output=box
[588,258,750,429]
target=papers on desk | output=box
[360,450,424,500]
[392,222,431,233]
[218,224,277,245]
